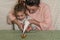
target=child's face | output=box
[16,11,26,20]
[26,5,39,13]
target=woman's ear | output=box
[25,10,30,15]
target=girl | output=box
[7,4,32,32]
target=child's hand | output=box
[26,26,32,32]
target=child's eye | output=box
[20,15,24,16]
[16,15,24,17]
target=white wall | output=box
[0,0,60,30]
[0,0,17,30]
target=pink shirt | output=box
[26,3,55,30]
[9,3,55,30]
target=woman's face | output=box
[26,5,39,13]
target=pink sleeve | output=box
[8,10,16,21]
[40,5,54,30]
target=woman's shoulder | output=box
[39,2,50,9]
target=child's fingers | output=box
[26,26,32,32]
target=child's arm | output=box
[13,19,24,31]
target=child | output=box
[7,4,31,32]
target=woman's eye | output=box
[17,16,20,17]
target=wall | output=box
[0,0,60,30]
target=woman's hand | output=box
[7,16,12,25]
[8,11,16,21]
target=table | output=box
[0,30,60,40]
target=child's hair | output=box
[25,0,40,6]
[14,4,26,17]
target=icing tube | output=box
[23,20,30,33]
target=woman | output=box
[25,0,55,30]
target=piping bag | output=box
[23,20,30,34]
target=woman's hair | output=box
[25,0,40,6]
[18,0,20,3]
[14,4,26,16]
[18,0,25,4]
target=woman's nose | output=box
[30,10,33,13]
[30,10,35,13]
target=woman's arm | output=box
[28,5,54,30]
[39,4,54,30]
[8,10,24,30]
[28,19,40,26]
[28,19,42,30]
